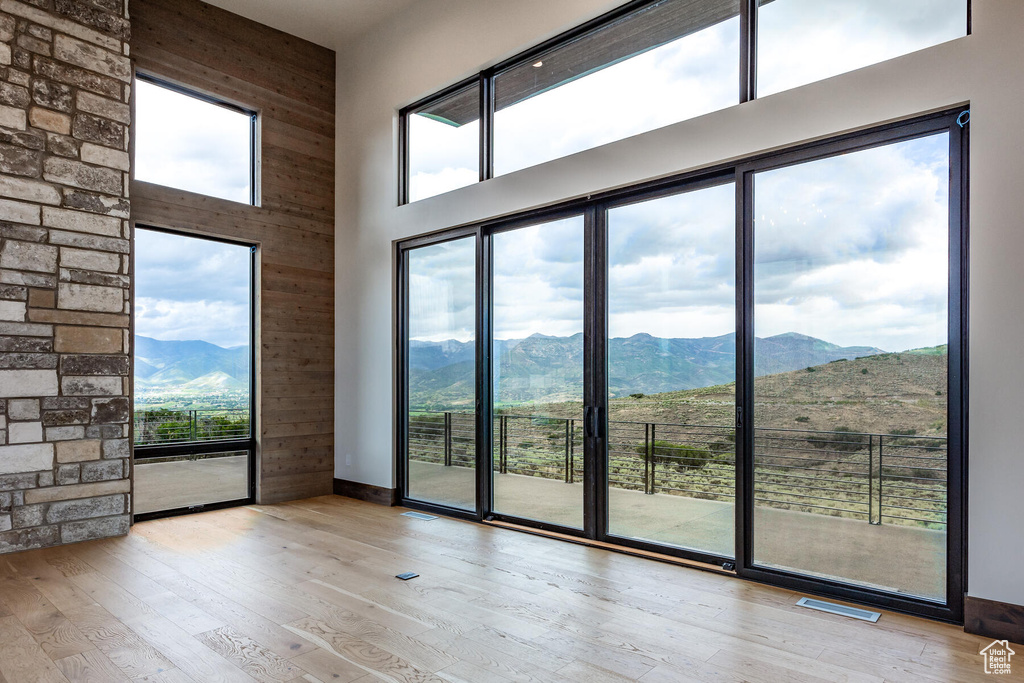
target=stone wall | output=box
[0,0,131,552]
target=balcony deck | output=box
[409,460,946,600]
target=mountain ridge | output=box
[134,335,249,392]
[410,332,885,407]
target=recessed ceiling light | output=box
[533,61,543,68]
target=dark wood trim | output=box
[965,596,1024,645]
[333,479,398,506]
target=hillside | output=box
[134,335,249,393]
[525,348,948,438]
[409,332,883,408]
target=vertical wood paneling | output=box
[129,0,335,504]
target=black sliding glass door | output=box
[605,183,736,557]
[398,111,965,621]
[491,216,586,529]
[749,133,952,602]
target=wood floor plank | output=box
[0,573,95,660]
[144,571,318,659]
[64,604,177,680]
[131,670,198,682]
[54,649,132,682]
[283,617,447,683]
[287,647,370,683]
[196,626,307,683]
[0,614,70,683]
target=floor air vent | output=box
[401,511,438,521]
[796,597,881,622]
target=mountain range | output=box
[410,332,883,407]
[134,335,249,393]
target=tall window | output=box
[401,0,967,202]
[135,77,256,204]
[133,228,255,519]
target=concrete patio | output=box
[409,460,946,600]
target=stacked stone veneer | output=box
[0,0,131,552]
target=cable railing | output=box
[407,411,947,529]
[133,408,251,446]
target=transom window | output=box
[135,75,257,205]
[400,0,968,203]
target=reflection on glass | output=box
[134,452,249,515]
[408,84,480,202]
[133,229,252,515]
[135,80,253,204]
[492,217,585,528]
[494,2,738,176]
[405,238,477,510]
[607,184,735,557]
[757,0,966,97]
[753,134,949,600]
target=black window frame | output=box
[134,73,260,207]
[397,108,969,623]
[399,0,970,205]
[132,225,258,522]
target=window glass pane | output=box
[753,134,949,601]
[607,183,735,557]
[406,237,477,510]
[408,84,480,202]
[132,229,251,421]
[493,0,739,176]
[492,217,585,529]
[757,0,966,97]
[134,451,249,515]
[135,79,253,204]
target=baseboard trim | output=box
[332,478,397,506]
[965,596,1024,644]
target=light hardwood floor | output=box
[0,496,1004,682]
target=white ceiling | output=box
[200,0,420,51]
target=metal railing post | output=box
[643,423,651,494]
[500,415,508,474]
[568,419,575,484]
[649,423,657,495]
[868,434,875,524]
[564,419,570,483]
[877,436,884,525]
[443,412,452,466]
[191,410,197,441]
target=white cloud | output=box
[758,0,965,96]
[135,230,251,348]
[135,80,252,204]
[135,297,250,348]
[408,238,476,342]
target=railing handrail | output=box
[409,410,947,443]
[407,409,948,528]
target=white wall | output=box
[334,0,1024,606]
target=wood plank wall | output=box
[129,0,336,504]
